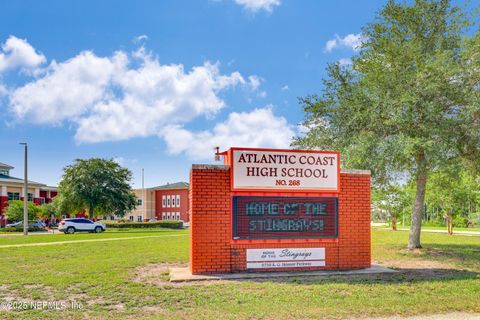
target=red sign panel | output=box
[232,196,338,240]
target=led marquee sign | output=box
[232,196,338,240]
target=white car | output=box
[58,218,106,234]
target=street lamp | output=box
[19,143,28,236]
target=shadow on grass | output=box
[419,243,480,266]
[227,268,480,286]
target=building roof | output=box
[0,173,48,187]
[0,162,14,170]
[150,181,189,190]
[0,173,21,181]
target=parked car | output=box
[5,220,46,230]
[148,218,157,222]
[58,218,106,234]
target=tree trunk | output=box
[408,152,428,249]
[88,203,94,219]
[392,216,397,231]
[446,213,453,235]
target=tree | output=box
[6,200,41,222]
[426,165,480,234]
[57,158,137,218]
[373,185,409,230]
[294,0,479,248]
[39,198,62,220]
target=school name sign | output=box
[231,148,339,192]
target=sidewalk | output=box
[375,227,480,236]
[0,233,186,248]
[0,229,59,238]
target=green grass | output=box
[376,225,480,232]
[0,228,186,245]
[0,229,479,319]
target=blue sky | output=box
[0,0,469,188]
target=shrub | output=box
[103,221,183,229]
[3,226,46,232]
[453,216,469,228]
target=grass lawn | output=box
[0,228,185,245]
[0,229,479,319]
[376,225,480,232]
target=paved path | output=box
[0,234,187,249]
[375,227,480,236]
[0,230,58,237]
[169,264,396,282]
[363,312,480,319]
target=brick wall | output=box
[0,196,8,226]
[190,165,370,274]
[155,189,190,222]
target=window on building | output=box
[162,195,166,208]
[129,216,134,221]
[137,198,143,206]
[162,212,166,220]
[176,195,180,208]
[7,192,20,201]
[27,193,33,201]
[176,212,180,220]
[167,196,171,208]
[40,198,45,205]
[0,169,9,175]
[137,216,143,222]
[168,212,171,220]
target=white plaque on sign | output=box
[231,148,339,192]
[247,248,325,261]
[247,261,326,269]
[246,248,326,269]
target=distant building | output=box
[153,182,189,222]
[0,162,57,225]
[123,182,189,223]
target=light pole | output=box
[19,143,28,236]
[142,168,145,220]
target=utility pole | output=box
[142,168,146,220]
[19,142,28,236]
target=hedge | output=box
[103,221,183,229]
[3,227,46,232]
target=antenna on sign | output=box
[214,146,221,161]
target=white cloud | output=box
[338,58,352,66]
[74,59,246,143]
[161,107,295,161]
[10,51,127,124]
[0,84,7,97]
[112,156,125,165]
[7,40,264,144]
[0,36,46,73]
[258,90,267,98]
[234,0,281,13]
[281,85,289,91]
[324,33,365,53]
[133,34,148,43]
[247,75,262,90]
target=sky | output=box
[0,0,473,188]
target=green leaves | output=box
[5,200,41,221]
[57,158,137,218]
[295,0,479,186]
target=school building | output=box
[0,161,57,225]
[126,182,190,222]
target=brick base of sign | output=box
[189,165,371,275]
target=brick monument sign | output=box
[189,147,370,274]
